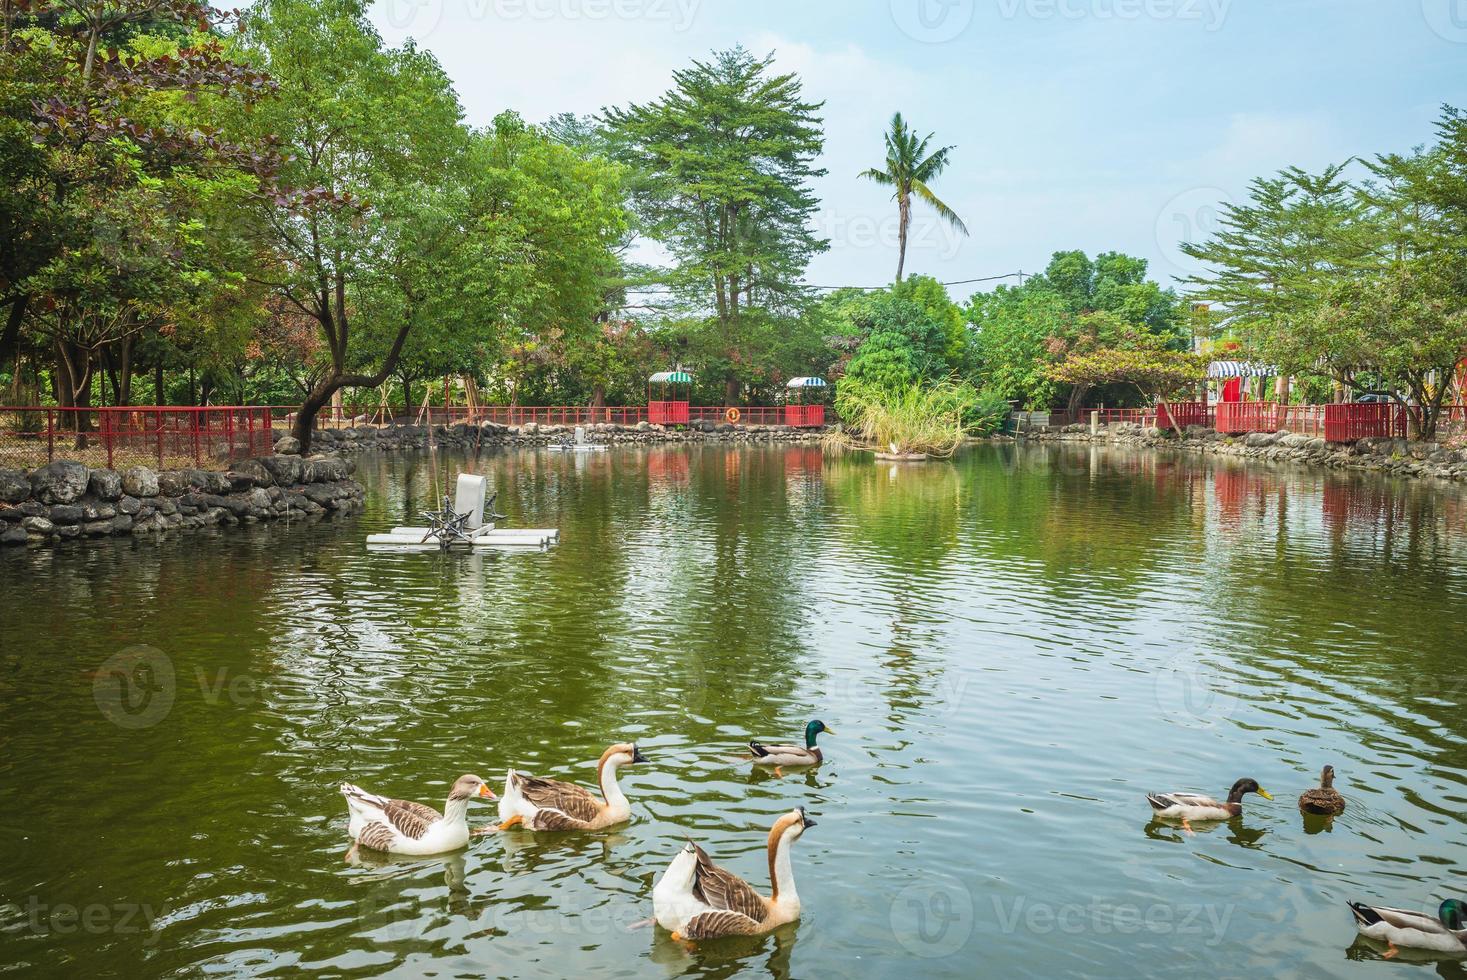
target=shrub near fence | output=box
[0,407,275,471]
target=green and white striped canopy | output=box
[649,371,692,384]
[786,377,828,389]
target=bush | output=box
[826,376,978,458]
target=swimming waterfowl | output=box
[1298,764,1346,815]
[341,774,494,856]
[1146,778,1273,831]
[747,720,833,776]
[497,742,648,831]
[1348,899,1467,957]
[653,808,816,941]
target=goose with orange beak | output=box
[341,774,495,856]
[497,743,649,831]
[653,808,816,941]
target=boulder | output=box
[155,469,204,497]
[21,515,54,534]
[29,460,90,504]
[0,468,29,504]
[111,514,133,533]
[117,496,141,516]
[273,435,302,455]
[259,454,304,486]
[48,504,84,525]
[522,422,539,436]
[87,468,124,501]
[121,466,159,498]
[229,459,274,487]
[84,519,114,536]
[0,526,27,546]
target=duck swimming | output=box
[747,720,833,776]
[497,742,648,831]
[1146,778,1273,832]
[341,774,494,856]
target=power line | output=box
[622,270,1028,294]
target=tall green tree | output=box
[236,0,472,449]
[604,46,828,403]
[858,112,968,282]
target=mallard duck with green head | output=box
[1146,778,1272,832]
[1348,899,1467,958]
[746,720,833,776]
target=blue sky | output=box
[369,0,1467,302]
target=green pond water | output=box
[2,443,1466,978]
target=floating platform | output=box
[366,527,559,549]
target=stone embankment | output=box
[0,455,362,548]
[1034,422,1467,482]
[295,419,825,454]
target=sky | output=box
[367,0,1467,304]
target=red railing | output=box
[0,406,276,470]
[784,404,826,428]
[1215,402,1284,435]
[647,401,690,425]
[1324,403,1406,442]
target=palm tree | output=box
[859,112,969,282]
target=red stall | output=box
[647,370,691,425]
[784,376,828,427]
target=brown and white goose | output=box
[496,743,648,831]
[652,808,816,941]
[341,774,494,856]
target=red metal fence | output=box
[1214,402,1409,442]
[1323,403,1407,442]
[0,406,275,470]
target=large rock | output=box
[155,470,203,497]
[87,468,123,501]
[0,469,29,504]
[0,526,27,546]
[121,466,159,498]
[273,435,302,456]
[258,454,304,486]
[29,461,90,504]
[21,515,54,534]
[117,496,141,516]
[229,459,275,487]
[48,504,84,525]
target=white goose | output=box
[653,808,815,941]
[341,774,494,856]
[497,743,649,831]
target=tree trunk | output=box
[155,361,165,406]
[590,383,605,410]
[0,296,25,371]
[400,374,413,421]
[896,192,910,283]
[724,376,740,405]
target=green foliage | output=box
[827,375,978,457]
[966,250,1186,410]
[1183,105,1467,437]
[1046,347,1205,398]
[843,295,950,391]
[604,46,828,400]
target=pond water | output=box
[2,444,1465,978]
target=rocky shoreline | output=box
[1031,422,1467,482]
[299,418,826,454]
[0,455,363,548]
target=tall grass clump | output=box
[825,377,988,458]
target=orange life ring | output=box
[725,407,741,424]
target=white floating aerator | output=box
[366,474,559,549]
